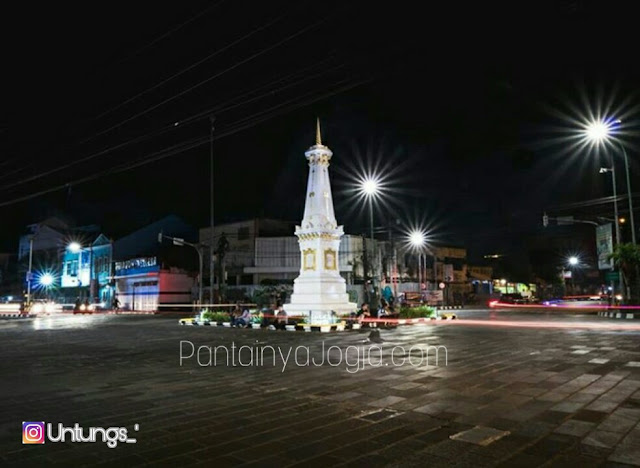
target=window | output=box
[68,260,78,276]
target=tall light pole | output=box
[26,235,34,306]
[361,177,379,302]
[620,142,636,245]
[409,230,426,295]
[598,167,621,245]
[568,256,578,295]
[586,119,636,244]
[68,241,95,303]
[209,116,216,306]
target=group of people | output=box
[228,302,289,329]
[229,304,252,327]
[351,298,397,327]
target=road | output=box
[1,309,640,466]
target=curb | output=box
[179,315,457,330]
[434,306,464,310]
[0,314,33,319]
[598,311,638,319]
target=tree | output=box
[609,243,640,304]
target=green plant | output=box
[202,310,231,323]
[289,315,307,325]
[399,305,435,319]
[250,313,262,324]
[609,243,640,303]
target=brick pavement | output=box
[0,314,640,466]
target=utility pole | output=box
[26,235,34,306]
[209,116,216,306]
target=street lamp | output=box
[360,177,379,302]
[408,230,426,289]
[586,119,636,245]
[39,272,54,287]
[567,256,579,294]
[67,241,94,303]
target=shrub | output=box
[399,305,435,319]
[202,310,231,323]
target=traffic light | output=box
[157,231,163,243]
[543,213,548,227]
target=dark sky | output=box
[2,1,639,259]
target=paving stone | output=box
[572,409,609,423]
[551,401,585,413]
[368,396,406,408]
[582,430,626,448]
[449,426,511,446]
[608,443,640,466]
[554,419,596,437]
[589,358,610,365]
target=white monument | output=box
[284,120,357,324]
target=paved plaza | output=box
[1,310,640,466]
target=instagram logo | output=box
[22,422,45,444]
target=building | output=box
[112,215,197,311]
[199,218,296,292]
[17,217,101,301]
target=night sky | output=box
[2,1,639,260]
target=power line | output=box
[0,77,368,209]
[0,58,344,193]
[87,2,282,126]
[80,12,332,146]
[116,1,226,65]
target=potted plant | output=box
[251,313,262,329]
[398,305,435,323]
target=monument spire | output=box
[284,119,356,322]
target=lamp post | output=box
[68,241,94,303]
[408,229,430,302]
[567,256,579,295]
[361,178,379,303]
[26,235,34,307]
[620,142,636,245]
[586,119,636,244]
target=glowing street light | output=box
[361,178,378,196]
[585,120,611,143]
[583,118,636,246]
[67,241,95,302]
[38,272,54,287]
[67,241,82,253]
[408,229,427,288]
[359,177,381,300]
[409,230,426,249]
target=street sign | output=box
[172,237,185,246]
[596,224,614,270]
[438,282,445,289]
[605,271,620,282]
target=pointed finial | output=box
[316,118,322,146]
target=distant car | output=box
[499,293,527,304]
[30,300,62,315]
[73,303,95,314]
[542,295,609,308]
